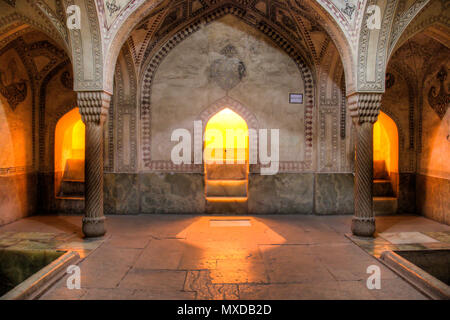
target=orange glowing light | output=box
[204,108,250,203]
[204,108,249,164]
[373,111,398,177]
[71,119,85,158]
[206,180,246,185]
[54,108,85,195]
[175,217,286,284]
[206,197,248,202]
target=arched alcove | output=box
[373,111,399,203]
[204,108,249,213]
[54,108,85,198]
[204,108,249,165]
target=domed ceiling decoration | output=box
[125,0,336,72]
[98,0,134,28]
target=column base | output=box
[82,216,106,238]
[351,217,375,237]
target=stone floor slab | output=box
[379,232,439,244]
[239,280,375,300]
[184,270,239,300]
[40,287,87,300]
[134,239,185,270]
[78,246,141,289]
[119,269,187,291]
[210,258,269,284]
[260,244,335,284]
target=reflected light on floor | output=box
[176,217,285,283]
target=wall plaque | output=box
[289,93,303,104]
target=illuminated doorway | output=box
[204,108,249,213]
[54,108,85,198]
[373,111,399,214]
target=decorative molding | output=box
[104,84,115,173]
[348,92,382,124]
[77,91,111,124]
[115,46,138,172]
[318,43,341,172]
[340,72,346,139]
[428,66,449,119]
[198,96,259,130]
[389,0,430,56]
[70,0,104,91]
[0,58,27,111]
[357,0,397,92]
[319,105,339,172]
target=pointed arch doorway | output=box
[373,111,399,215]
[204,108,249,214]
[54,107,85,199]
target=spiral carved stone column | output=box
[348,92,382,237]
[77,91,111,238]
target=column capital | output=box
[77,91,112,125]
[347,92,382,124]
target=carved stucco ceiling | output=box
[314,0,365,44]
[0,0,68,53]
[100,0,134,28]
[324,0,359,21]
[126,0,335,71]
[1,0,15,7]
[390,32,448,81]
[390,0,450,57]
[42,0,57,13]
[0,29,69,114]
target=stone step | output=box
[59,180,84,197]
[373,179,394,197]
[206,197,248,214]
[373,197,398,216]
[63,159,84,181]
[206,164,247,180]
[373,160,388,179]
[54,196,85,214]
[206,180,247,197]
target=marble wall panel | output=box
[398,173,416,214]
[104,173,139,214]
[139,173,205,214]
[0,173,37,225]
[314,173,354,215]
[248,173,314,214]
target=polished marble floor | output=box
[1,214,449,300]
